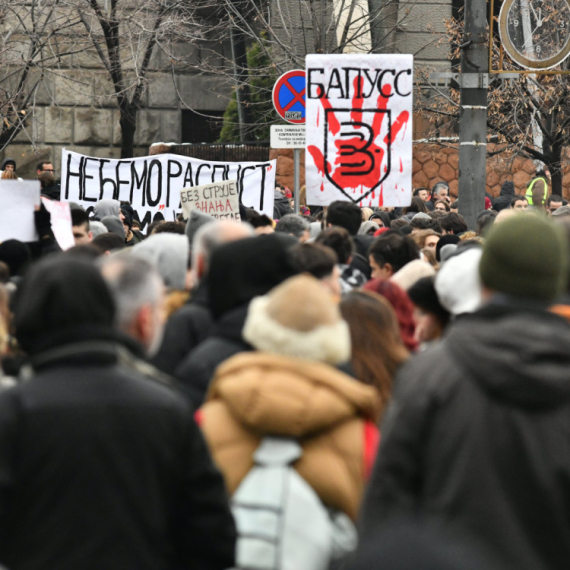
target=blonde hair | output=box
[1,170,17,180]
[361,207,374,221]
[299,185,307,207]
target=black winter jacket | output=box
[175,304,251,407]
[150,281,214,375]
[360,302,570,570]
[0,332,236,570]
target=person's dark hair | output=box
[428,210,445,219]
[412,187,429,198]
[547,194,563,206]
[326,201,362,235]
[38,171,55,190]
[146,221,164,236]
[403,197,428,215]
[248,211,274,228]
[152,221,186,235]
[511,196,528,207]
[410,217,442,233]
[14,256,115,355]
[71,208,90,228]
[369,230,420,273]
[92,232,126,253]
[315,227,354,264]
[36,161,52,172]
[476,210,497,236]
[536,169,547,178]
[450,200,459,209]
[290,243,338,279]
[0,240,31,278]
[390,218,409,231]
[275,214,310,239]
[64,245,102,260]
[440,213,467,235]
[340,290,409,410]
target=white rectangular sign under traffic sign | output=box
[270,125,306,149]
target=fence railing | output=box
[169,141,270,163]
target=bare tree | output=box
[419,16,570,195]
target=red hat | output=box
[373,227,391,238]
[485,197,492,210]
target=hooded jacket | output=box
[491,180,515,212]
[0,158,15,171]
[200,352,379,521]
[92,199,121,220]
[360,302,570,570]
[273,190,293,219]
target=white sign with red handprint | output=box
[305,54,413,208]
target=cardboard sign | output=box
[41,198,75,250]
[0,181,40,243]
[61,150,276,229]
[305,54,413,208]
[180,180,241,221]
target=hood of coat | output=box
[1,157,15,170]
[446,303,570,409]
[93,199,121,220]
[499,180,515,197]
[207,352,379,436]
[132,233,189,290]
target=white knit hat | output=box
[391,259,436,291]
[435,248,483,315]
[243,275,351,364]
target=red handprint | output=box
[308,76,409,205]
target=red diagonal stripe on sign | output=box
[282,83,306,113]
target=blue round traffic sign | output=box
[272,70,306,124]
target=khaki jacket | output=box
[199,352,380,521]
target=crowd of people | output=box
[0,166,568,570]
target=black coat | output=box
[273,191,293,219]
[40,183,61,201]
[360,303,570,570]
[150,281,214,376]
[175,304,251,407]
[0,332,236,570]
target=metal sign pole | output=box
[294,148,300,214]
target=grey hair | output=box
[100,253,163,330]
[432,181,449,196]
[275,214,310,239]
[89,221,108,238]
[191,221,254,283]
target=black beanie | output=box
[14,256,115,355]
[408,276,450,324]
[0,240,32,277]
[435,234,460,262]
[120,205,134,229]
[207,234,299,320]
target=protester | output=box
[360,215,570,570]
[491,180,515,212]
[175,234,299,405]
[290,242,342,298]
[316,227,367,293]
[275,213,310,242]
[511,196,529,210]
[71,208,93,245]
[199,275,379,568]
[0,256,236,570]
[92,232,126,254]
[368,231,420,279]
[150,220,254,376]
[408,276,450,346]
[363,279,417,352]
[340,290,408,414]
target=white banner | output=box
[61,150,275,228]
[180,180,241,221]
[305,54,413,208]
[0,181,40,243]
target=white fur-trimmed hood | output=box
[243,295,351,365]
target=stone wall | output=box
[273,143,570,199]
[0,41,233,179]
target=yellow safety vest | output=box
[525,177,547,206]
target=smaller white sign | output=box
[270,125,306,149]
[0,181,40,243]
[180,179,241,221]
[41,198,75,251]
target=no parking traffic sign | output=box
[272,70,306,124]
